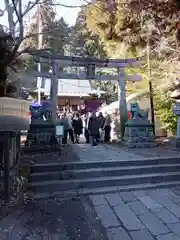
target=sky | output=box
[0,0,85,28]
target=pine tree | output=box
[71,8,118,103]
[23,2,70,53]
[24,1,55,49]
[72,9,107,58]
[47,17,71,54]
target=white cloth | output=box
[67,113,73,129]
[82,118,86,128]
[99,128,105,142]
[110,121,117,141]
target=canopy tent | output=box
[99,90,149,114]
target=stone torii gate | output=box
[28,51,141,139]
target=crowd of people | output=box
[57,111,111,146]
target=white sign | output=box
[56,125,64,137]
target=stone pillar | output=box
[172,103,180,147]
[50,59,58,123]
[118,68,128,139]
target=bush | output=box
[155,92,177,135]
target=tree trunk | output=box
[0,63,7,97]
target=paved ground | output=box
[1,188,180,239]
[1,142,180,239]
[24,144,80,164]
[90,188,180,240]
[72,140,180,162]
[0,196,108,240]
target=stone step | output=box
[32,181,180,200]
[29,164,180,182]
[30,156,180,173]
[28,171,180,193]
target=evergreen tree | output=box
[72,8,107,58]
[71,8,117,103]
[24,1,55,49]
[47,17,71,54]
[91,80,118,104]
[71,9,86,56]
[23,2,70,53]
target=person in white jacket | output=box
[83,113,90,143]
[67,111,75,143]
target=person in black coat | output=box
[88,112,100,146]
[72,113,83,143]
[97,112,106,142]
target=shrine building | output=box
[35,78,104,112]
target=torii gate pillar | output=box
[50,60,58,123]
[118,68,128,139]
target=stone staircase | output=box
[28,156,180,199]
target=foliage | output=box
[155,91,177,134]
[0,1,39,96]
[71,9,107,58]
[23,2,55,49]
[85,0,180,53]
[48,17,71,54]
[23,55,36,71]
[23,4,72,77]
[0,0,69,96]
[84,0,180,133]
[72,8,118,102]
[0,31,25,96]
[24,3,71,54]
[151,58,179,133]
[91,80,118,104]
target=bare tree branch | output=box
[0,8,7,17]
[21,25,68,42]
[18,0,23,39]
[4,0,91,67]
[42,1,89,8]
[13,0,40,26]
[4,0,15,37]
[21,0,41,18]
[6,25,66,64]
[16,44,34,57]
[12,0,90,27]
[11,0,21,24]
[0,24,11,32]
